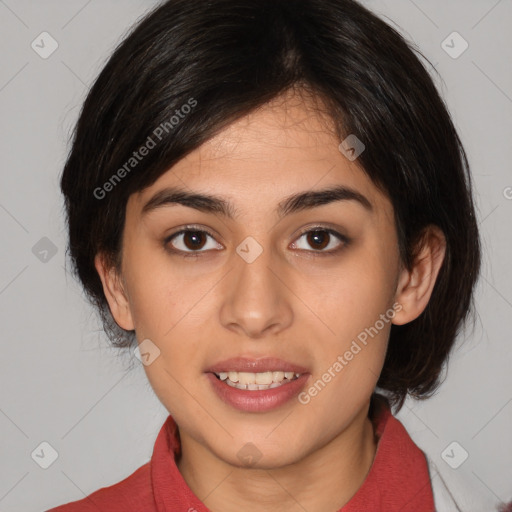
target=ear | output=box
[94,253,135,331]
[392,225,446,326]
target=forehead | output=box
[130,92,392,221]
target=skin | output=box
[95,90,446,512]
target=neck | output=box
[177,402,378,512]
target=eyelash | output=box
[164,224,350,258]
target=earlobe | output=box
[392,226,446,326]
[94,253,135,331]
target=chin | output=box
[216,433,312,471]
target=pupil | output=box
[185,231,205,250]
[308,230,329,250]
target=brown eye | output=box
[306,230,330,250]
[291,228,348,254]
[182,231,207,250]
[166,229,222,254]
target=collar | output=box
[150,394,434,511]
[341,394,435,511]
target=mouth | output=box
[205,357,310,412]
[212,371,302,391]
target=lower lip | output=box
[206,373,309,412]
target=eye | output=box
[164,225,349,257]
[165,227,223,255]
[290,228,348,254]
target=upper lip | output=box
[205,357,309,374]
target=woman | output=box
[48,0,483,510]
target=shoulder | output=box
[343,394,435,511]
[45,461,154,511]
[427,457,504,512]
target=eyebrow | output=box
[141,185,373,219]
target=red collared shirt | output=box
[47,396,435,511]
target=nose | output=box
[219,242,293,339]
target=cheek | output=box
[123,249,185,337]
[300,275,392,423]
[300,240,397,400]
[306,250,396,343]
[123,250,209,384]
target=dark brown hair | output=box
[60,0,481,411]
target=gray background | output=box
[0,1,511,511]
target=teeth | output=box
[272,371,285,381]
[255,371,273,385]
[215,370,302,391]
[238,372,256,385]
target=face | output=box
[99,92,409,469]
